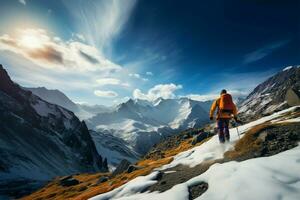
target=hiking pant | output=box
[217,118,230,143]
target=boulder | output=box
[59,176,79,187]
[192,132,210,145]
[127,165,143,173]
[286,88,300,106]
[97,176,109,184]
[112,159,131,177]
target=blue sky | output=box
[0,0,299,105]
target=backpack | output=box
[218,93,234,114]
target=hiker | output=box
[209,89,238,143]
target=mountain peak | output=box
[240,65,300,120]
[0,64,20,97]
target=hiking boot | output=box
[219,135,225,143]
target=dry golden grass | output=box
[224,119,300,160]
[21,172,109,200]
[163,137,212,158]
[21,134,213,200]
[21,156,174,200]
[224,123,271,160]
[74,157,173,200]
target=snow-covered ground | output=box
[159,106,299,170]
[92,144,300,200]
[90,106,300,200]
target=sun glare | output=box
[19,33,45,49]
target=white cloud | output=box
[0,29,121,72]
[94,90,118,98]
[63,0,137,50]
[73,33,85,41]
[146,71,153,76]
[244,40,289,64]
[18,0,26,5]
[133,83,182,101]
[96,78,129,87]
[129,73,148,81]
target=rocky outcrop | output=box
[191,132,212,145]
[112,159,131,177]
[144,128,213,160]
[59,176,80,187]
[0,64,108,198]
[286,88,300,106]
[239,66,300,121]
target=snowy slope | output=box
[90,106,300,200]
[87,98,210,155]
[91,145,300,200]
[25,87,138,169]
[90,130,140,169]
[26,86,112,120]
[25,87,78,112]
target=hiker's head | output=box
[220,89,227,95]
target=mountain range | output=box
[26,84,213,161]
[25,87,112,120]
[0,65,108,197]
[86,98,211,155]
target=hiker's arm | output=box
[233,104,238,117]
[209,100,217,118]
[233,104,239,122]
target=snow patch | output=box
[283,66,293,71]
[31,100,55,117]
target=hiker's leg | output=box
[224,119,230,141]
[217,119,225,143]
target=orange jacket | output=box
[209,97,238,119]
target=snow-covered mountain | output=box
[24,87,137,168]
[26,87,113,120]
[0,65,108,197]
[25,87,78,112]
[239,65,300,121]
[90,130,140,169]
[87,98,211,155]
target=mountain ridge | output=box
[239,66,300,121]
[0,64,108,199]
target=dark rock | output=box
[78,186,87,191]
[59,176,80,187]
[286,88,300,106]
[112,159,131,177]
[127,165,142,173]
[97,176,109,184]
[191,132,210,145]
[183,134,191,139]
[188,182,208,200]
[160,181,167,185]
[156,171,164,180]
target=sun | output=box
[19,34,44,49]
[18,28,49,49]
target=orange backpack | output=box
[219,93,234,113]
